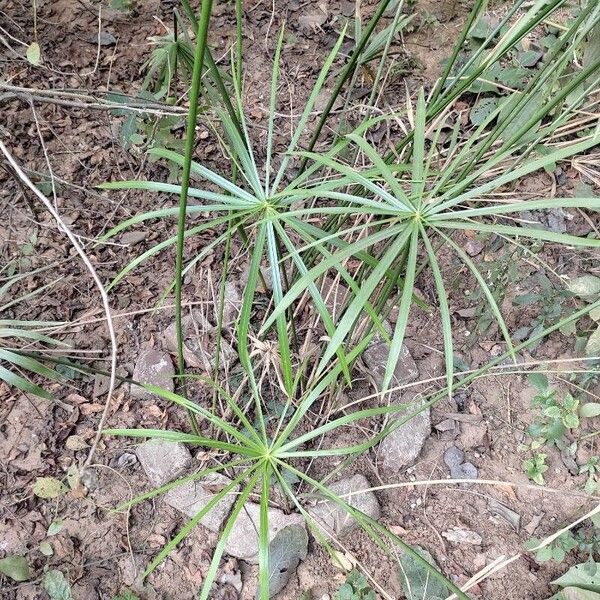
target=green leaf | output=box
[543,405,561,419]
[39,540,54,556]
[536,546,553,562]
[32,477,67,499]
[554,587,600,600]
[528,373,548,391]
[552,563,600,593]
[568,276,600,300]
[47,520,63,536]
[265,525,308,596]
[583,23,600,87]
[0,555,30,582]
[0,364,53,400]
[553,547,566,562]
[470,97,499,126]
[42,570,72,600]
[468,15,495,39]
[517,49,542,67]
[586,326,600,358]
[398,545,447,600]
[26,42,41,65]
[581,403,600,418]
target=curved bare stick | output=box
[0,140,117,469]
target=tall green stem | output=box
[175,0,213,434]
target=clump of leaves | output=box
[513,274,574,350]
[581,457,600,495]
[523,452,549,485]
[526,531,579,563]
[527,374,580,446]
[528,514,600,575]
[335,570,376,600]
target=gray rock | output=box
[442,527,482,545]
[115,452,137,470]
[136,440,192,487]
[164,472,237,533]
[224,504,305,564]
[363,335,419,391]
[164,310,236,371]
[119,231,147,246]
[378,392,431,472]
[521,208,572,234]
[131,349,175,400]
[464,238,485,257]
[444,446,465,469]
[443,445,478,484]
[450,461,478,482]
[308,474,380,537]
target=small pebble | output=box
[115,452,137,469]
[444,446,465,469]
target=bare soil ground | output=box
[1,1,599,599]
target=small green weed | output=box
[523,452,549,485]
[581,457,600,495]
[526,531,579,563]
[335,570,376,600]
[526,373,580,446]
[512,274,573,350]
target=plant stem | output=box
[175,0,213,435]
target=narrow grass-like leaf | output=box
[150,147,259,204]
[0,364,53,400]
[317,225,413,378]
[262,223,406,332]
[271,27,347,192]
[143,384,263,451]
[104,427,259,456]
[266,221,294,393]
[199,469,261,600]
[265,26,285,196]
[237,222,268,443]
[113,458,250,511]
[258,460,271,600]
[0,349,63,382]
[146,465,258,579]
[419,225,453,396]
[412,89,426,207]
[435,228,515,361]
[435,220,600,248]
[382,224,418,392]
